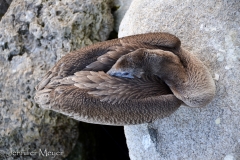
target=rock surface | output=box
[0,0,113,159]
[112,0,133,32]
[119,0,240,159]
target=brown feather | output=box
[34,32,215,125]
[72,71,172,104]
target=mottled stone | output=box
[120,0,240,159]
[0,0,113,159]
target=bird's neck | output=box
[145,55,187,88]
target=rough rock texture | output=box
[112,0,133,32]
[120,0,240,159]
[0,0,113,159]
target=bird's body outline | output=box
[35,32,215,125]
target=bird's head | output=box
[107,49,146,78]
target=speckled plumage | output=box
[34,32,215,125]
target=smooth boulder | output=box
[119,0,240,159]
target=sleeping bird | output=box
[34,32,215,125]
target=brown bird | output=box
[34,32,215,125]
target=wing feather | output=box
[71,71,172,104]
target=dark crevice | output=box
[148,128,158,141]
[20,46,27,54]
[8,46,25,61]
[4,42,8,50]
[41,22,45,27]
[36,4,43,18]
[17,23,30,35]
[148,127,158,148]
[108,30,118,40]
[56,10,62,16]
[8,52,24,61]
[65,122,130,160]
[7,22,31,61]
[111,5,120,14]
[7,55,13,61]
[0,14,4,20]
[18,29,29,35]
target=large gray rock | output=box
[119,0,240,159]
[0,0,113,159]
[112,0,133,32]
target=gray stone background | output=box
[0,0,114,159]
[120,0,240,160]
[0,0,239,159]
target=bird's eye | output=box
[122,72,129,76]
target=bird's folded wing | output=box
[82,45,133,72]
[82,40,161,72]
[35,32,181,91]
[82,32,181,72]
[72,71,173,104]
